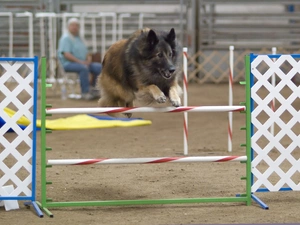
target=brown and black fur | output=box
[97,28,182,117]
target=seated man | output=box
[58,17,102,100]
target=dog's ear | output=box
[166,28,176,42]
[147,29,159,48]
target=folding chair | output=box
[56,58,81,99]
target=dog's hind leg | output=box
[123,101,133,118]
[98,96,123,118]
[116,99,133,118]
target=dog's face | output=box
[139,28,178,80]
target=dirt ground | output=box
[1,83,300,225]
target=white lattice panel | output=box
[0,60,35,197]
[251,55,300,192]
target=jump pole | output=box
[48,156,247,166]
[45,106,245,114]
[38,56,251,217]
[183,47,188,155]
[228,45,234,152]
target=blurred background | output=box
[1,0,300,84]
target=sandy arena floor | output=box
[1,83,300,225]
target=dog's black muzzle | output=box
[160,65,176,79]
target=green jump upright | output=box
[37,57,252,217]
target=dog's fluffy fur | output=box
[97,28,182,117]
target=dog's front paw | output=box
[155,93,167,103]
[170,98,181,107]
[169,87,181,107]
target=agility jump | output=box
[0,53,298,217]
[38,53,299,217]
[37,55,251,217]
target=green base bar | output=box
[42,196,248,208]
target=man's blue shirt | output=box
[58,33,88,66]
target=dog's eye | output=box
[169,52,173,57]
[157,53,163,58]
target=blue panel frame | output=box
[249,53,300,209]
[249,53,300,193]
[0,57,42,217]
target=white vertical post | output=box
[228,45,234,152]
[62,13,67,34]
[111,13,117,43]
[52,16,57,58]
[0,13,13,57]
[99,12,117,56]
[118,13,131,40]
[138,13,144,29]
[86,14,101,53]
[28,13,33,57]
[101,16,106,60]
[36,13,58,81]
[16,12,34,57]
[91,17,97,52]
[80,13,86,38]
[8,13,13,57]
[138,13,155,29]
[270,47,277,136]
[39,17,45,56]
[183,47,188,155]
[48,16,55,80]
[52,15,58,85]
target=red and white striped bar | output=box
[46,106,246,114]
[48,156,247,166]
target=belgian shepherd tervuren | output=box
[97,28,182,117]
